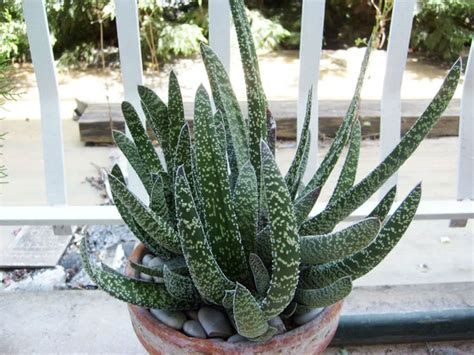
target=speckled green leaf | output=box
[229,0,267,176]
[300,217,380,265]
[129,257,187,278]
[256,225,272,268]
[285,88,312,199]
[201,43,250,171]
[110,165,172,257]
[300,184,421,288]
[295,276,352,307]
[149,175,171,223]
[122,101,165,175]
[80,238,195,310]
[168,71,186,155]
[259,141,300,320]
[266,109,276,155]
[222,289,235,309]
[301,59,460,236]
[79,237,98,284]
[369,185,397,222]
[233,161,258,258]
[293,186,321,226]
[328,120,361,205]
[300,40,372,201]
[109,174,181,254]
[113,130,153,193]
[175,167,235,304]
[138,85,172,165]
[249,253,270,295]
[194,86,249,283]
[163,264,199,302]
[249,326,278,342]
[233,282,269,338]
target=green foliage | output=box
[80,0,460,341]
[412,0,474,62]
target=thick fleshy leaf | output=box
[173,124,198,201]
[129,257,187,278]
[109,174,181,254]
[328,120,361,205]
[113,130,153,193]
[300,40,372,200]
[295,276,352,307]
[266,108,276,155]
[368,185,397,222]
[168,71,186,156]
[149,175,171,223]
[233,161,258,257]
[293,186,321,226]
[229,0,267,176]
[138,85,172,165]
[249,253,270,295]
[249,326,278,342]
[259,141,300,320]
[200,44,250,171]
[301,59,460,235]
[194,86,249,283]
[285,88,312,199]
[110,165,174,257]
[163,264,199,302]
[300,184,422,288]
[80,239,195,310]
[256,225,272,268]
[222,289,235,309]
[122,101,165,175]
[300,217,380,265]
[232,283,268,338]
[175,167,235,304]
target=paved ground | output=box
[1,283,472,353]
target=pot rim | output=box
[126,242,343,351]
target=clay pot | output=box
[126,243,342,355]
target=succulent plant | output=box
[81,0,461,342]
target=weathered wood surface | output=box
[78,99,461,144]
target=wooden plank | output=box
[208,0,231,73]
[22,0,67,205]
[1,200,472,226]
[379,0,416,197]
[77,99,462,144]
[298,0,325,182]
[115,0,148,203]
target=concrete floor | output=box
[1,283,472,354]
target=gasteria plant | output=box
[81,0,461,342]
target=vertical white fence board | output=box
[379,0,415,197]
[456,42,474,200]
[115,0,148,203]
[209,0,231,73]
[298,0,325,183]
[22,0,67,206]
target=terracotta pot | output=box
[126,243,342,355]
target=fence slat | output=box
[208,0,231,73]
[298,0,325,182]
[22,0,67,206]
[115,0,148,203]
[457,41,474,200]
[379,0,416,197]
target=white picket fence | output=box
[0,0,473,228]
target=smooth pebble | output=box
[148,257,164,268]
[140,272,152,281]
[268,316,286,334]
[150,309,186,330]
[183,320,207,339]
[198,307,234,338]
[185,310,199,320]
[141,254,154,265]
[153,276,164,283]
[227,334,247,343]
[293,307,323,326]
